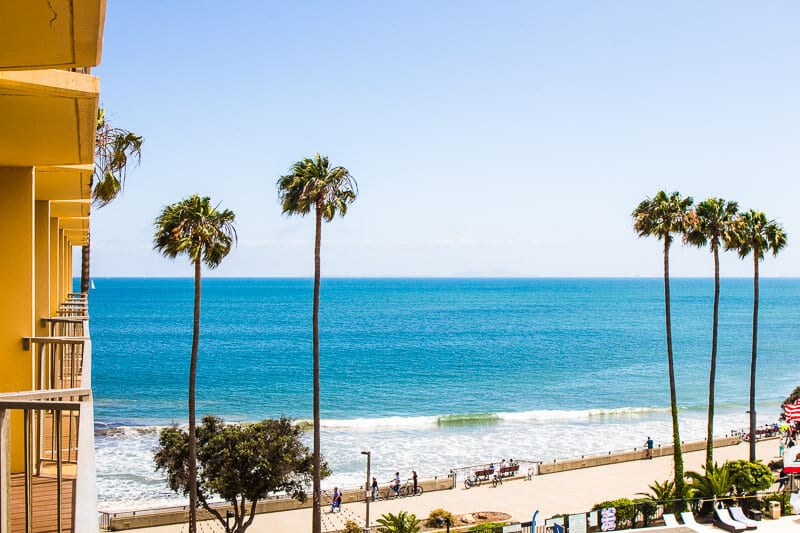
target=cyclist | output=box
[390,472,401,496]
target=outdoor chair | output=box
[714,506,747,532]
[728,506,758,530]
[661,513,680,528]
[680,511,714,532]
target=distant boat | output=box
[90,279,95,290]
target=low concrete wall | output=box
[107,477,455,530]
[538,436,740,475]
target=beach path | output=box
[126,438,789,532]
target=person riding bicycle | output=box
[390,472,401,496]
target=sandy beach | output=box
[125,438,795,532]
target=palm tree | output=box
[632,190,693,504]
[82,108,144,292]
[684,198,739,470]
[277,154,357,533]
[153,195,236,533]
[376,511,422,533]
[729,209,787,462]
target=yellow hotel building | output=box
[0,1,106,531]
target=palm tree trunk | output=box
[312,207,322,533]
[188,259,201,533]
[80,241,90,294]
[749,253,759,462]
[663,238,685,505]
[706,244,720,470]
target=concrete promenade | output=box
[122,438,794,532]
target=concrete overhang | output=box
[59,217,88,231]
[0,0,106,70]
[63,229,89,246]
[36,165,93,200]
[50,200,91,218]
[0,70,98,167]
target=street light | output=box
[436,517,451,532]
[361,450,371,531]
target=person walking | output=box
[412,470,418,495]
[371,477,378,501]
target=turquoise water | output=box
[89,277,799,510]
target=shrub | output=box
[634,497,658,526]
[469,523,507,532]
[343,519,363,533]
[763,492,795,516]
[426,508,456,528]
[592,498,636,529]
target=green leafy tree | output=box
[727,460,774,496]
[277,153,357,533]
[82,108,144,292]
[154,415,318,533]
[376,511,421,533]
[153,195,236,533]
[729,210,787,461]
[632,190,693,504]
[685,198,739,470]
[784,386,800,406]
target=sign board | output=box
[601,507,616,532]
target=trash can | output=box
[768,500,781,519]
[749,509,762,521]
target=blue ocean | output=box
[90,278,799,511]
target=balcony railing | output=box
[0,388,91,533]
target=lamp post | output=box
[361,450,371,531]
[436,517,451,532]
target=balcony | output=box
[0,294,95,533]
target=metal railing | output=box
[0,388,92,533]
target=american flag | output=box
[784,399,800,422]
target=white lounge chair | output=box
[714,506,747,532]
[729,506,758,530]
[680,511,713,532]
[662,513,680,527]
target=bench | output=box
[474,464,520,480]
[474,469,493,480]
[498,464,520,477]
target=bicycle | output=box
[384,484,402,499]
[399,480,424,497]
[464,474,482,489]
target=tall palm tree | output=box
[729,209,787,462]
[82,108,144,292]
[684,198,739,470]
[153,195,236,533]
[277,154,357,533]
[632,190,693,503]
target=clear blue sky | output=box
[86,1,800,277]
